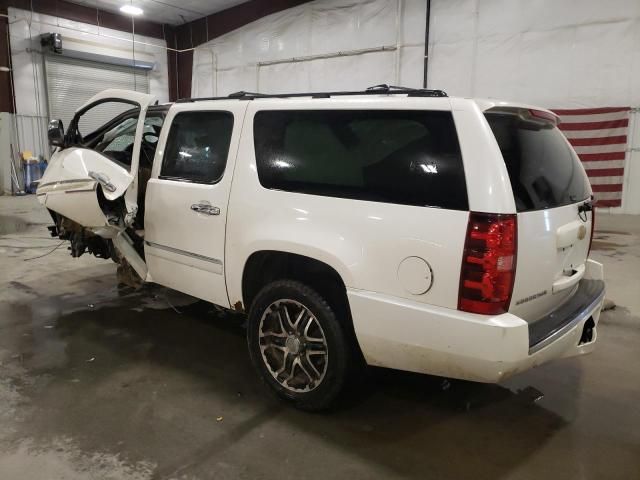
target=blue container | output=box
[23,161,42,194]
[38,159,48,177]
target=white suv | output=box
[37,86,604,410]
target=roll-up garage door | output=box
[44,55,149,134]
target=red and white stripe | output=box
[553,107,630,208]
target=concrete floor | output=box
[0,195,638,480]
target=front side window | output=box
[160,111,234,184]
[78,101,139,139]
[253,110,468,210]
[93,116,139,168]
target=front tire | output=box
[247,280,350,411]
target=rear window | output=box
[253,110,468,210]
[485,109,590,212]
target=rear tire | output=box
[247,280,350,411]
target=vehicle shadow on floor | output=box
[4,271,570,480]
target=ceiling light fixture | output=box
[120,5,143,16]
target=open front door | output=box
[37,89,157,235]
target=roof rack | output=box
[176,84,448,103]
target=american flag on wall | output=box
[552,107,631,208]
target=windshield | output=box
[485,109,590,212]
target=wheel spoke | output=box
[304,318,325,344]
[306,345,326,355]
[283,356,297,384]
[260,329,287,339]
[297,357,315,385]
[299,313,312,336]
[259,343,287,358]
[282,304,295,332]
[302,353,321,380]
[293,308,305,331]
[275,310,288,335]
[259,334,286,349]
[276,350,290,375]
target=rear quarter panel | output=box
[451,98,516,214]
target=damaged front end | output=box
[46,210,145,289]
[37,89,158,287]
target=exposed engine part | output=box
[97,186,128,228]
[67,229,112,258]
[48,211,113,259]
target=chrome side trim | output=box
[528,284,605,354]
[37,178,97,195]
[65,187,98,193]
[38,178,94,188]
[144,240,222,265]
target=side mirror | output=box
[48,119,65,147]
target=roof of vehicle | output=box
[174,84,555,118]
[148,104,171,114]
[176,85,448,103]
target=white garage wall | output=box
[428,0,640,108]
[8,7,170,160]
[626,111,640,214]
[428,0,640,214]
[192,0,428,97]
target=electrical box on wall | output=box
[40,33,62,54]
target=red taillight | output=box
[588,206,596,256]
[458,212,517,315]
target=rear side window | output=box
[160,111,234,184]
[485,110,590,211]
[253,110,468,210]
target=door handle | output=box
[190,203,220,216]
[88,171,116,193]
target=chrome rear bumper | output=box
[528,279,606,354]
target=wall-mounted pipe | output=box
[423,0,431,88]
[256,45,398,67]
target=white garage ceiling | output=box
[72,0,248,25]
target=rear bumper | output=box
[528,278,604,353]
[348,259,605,383]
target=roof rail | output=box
[227,90,270,98]
[366,84,416,92]
[176,84,448,103]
